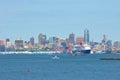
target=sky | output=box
[0,0,120,43]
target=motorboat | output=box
[52,55,60,60]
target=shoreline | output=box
[0,51,62,54]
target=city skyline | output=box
[0,0,120,42]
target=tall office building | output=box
[102,34,107,43]
[38,34,42,45]
[6,38,10,48]
[113,41,120,48]
[69,33,75,44]
[49,37,58,44]
[84,29,89,43]
[38,33,47,46]
[0,40,4,45]
[106,40,112,47]
[6,38,10,45]
[0,40,5,52]
[30,37,34,46]
[15,38,23,49]
[6,42,15,51]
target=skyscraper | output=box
[0,40,5,52]
[102,34,107,43]
[69,33,75,44]
[15,38,23,49]
[0,40,4,45]
[38,33,47,46]
[38,34,42,45]
[49,36,58,44]
[30,37,34,47]
[106,40,112,47]
[113,41,120,48]
[6,38,10,45]
[84,29,89,43]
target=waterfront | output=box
[0,53,120,80]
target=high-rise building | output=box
[84,29,89,43]
[0,40,5,52]
[6,42,15,51]
[0,40,4,45]
[6,42,13,48]
[15,38,23,49]
[61,42,67,49]
[102,34,107,43]
[38,33,47,46]
[69,33,75,44]
[113,41,120,48]
[24,41,29,49]
[106,40,112,47]
[38,34,42,45]
[6,38,10,45]
[49,37,58,44]
[30,37,34,47]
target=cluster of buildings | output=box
[0,29,120,53]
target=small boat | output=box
[100,58,120,60]
[52,55,59,60]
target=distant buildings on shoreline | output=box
[0,29,120,53]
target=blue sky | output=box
[0,0,120,42]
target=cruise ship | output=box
[72,44,91,55]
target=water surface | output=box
[0,53,120,80]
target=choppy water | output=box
[0,53,120,80]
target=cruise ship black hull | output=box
[82,50,91,54]
[72,50,91,54]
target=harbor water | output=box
[0,53,120,80]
